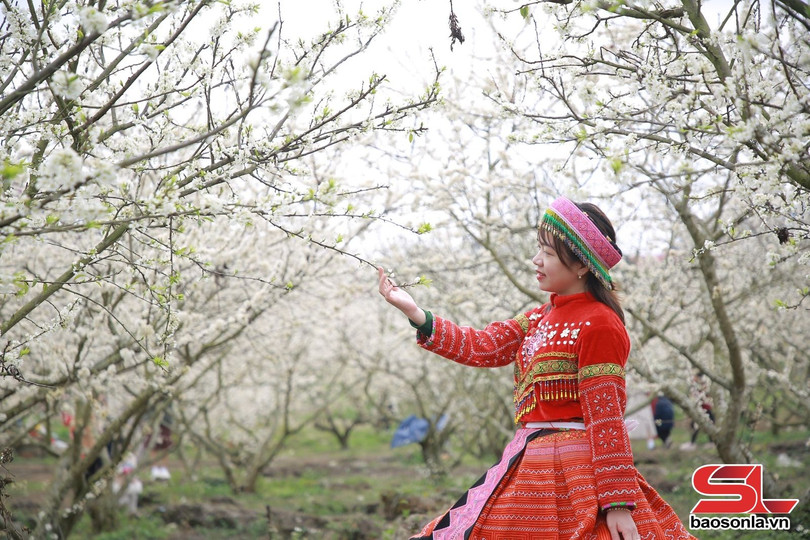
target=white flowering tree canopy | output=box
[0,0,439,372]
[483,0,809,266]
[0,1,441,535]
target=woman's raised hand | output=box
[377,267,425,325]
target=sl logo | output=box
[691,464,799,515]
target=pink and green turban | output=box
[540,197,622,290]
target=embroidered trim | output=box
[513,356,583,423]
[603,501,636,512]
[515,368,578,401]
[531,351,578,361]
[579,363,625,380]
[514,313,530,333]
[515,355,577,393]
[423,428,545,538]
[519,358,577,379]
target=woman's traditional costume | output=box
[409,198,696,540]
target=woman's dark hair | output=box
[539,201,625,325]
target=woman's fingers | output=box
[377,267,396,297]
[606,509,638,540]
[376,267,421,321]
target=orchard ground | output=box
[5,417,809,540]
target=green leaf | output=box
[520,5,529,19]
[417,223,433,234]
[1,159,25,180]
[152,356,169,368]
[13,272,29,297]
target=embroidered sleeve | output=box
[416,313,530,368]
[577,320,640,511]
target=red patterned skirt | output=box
[412,428,697,540]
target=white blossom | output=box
[50,70,84,100]
[39,148,84,191]
[78,6,109,35]
[140,44,161,61]
[86,158,120,188]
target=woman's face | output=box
[532,232,587,296]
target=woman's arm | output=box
[577,321,641,513]
[377,267,528,368]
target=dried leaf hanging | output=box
[449,0,465,51]
[775,227,791,244]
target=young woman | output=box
[378,197,695,540]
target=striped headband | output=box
[540,197,622,290]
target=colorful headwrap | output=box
[540,197,622,290]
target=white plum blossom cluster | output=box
[22,148,124,227]
[78,6,109,35]
[0,3,38,46]
[50,70,85,100]
[139,43,161,61]
[38,148,84,192]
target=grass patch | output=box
[75,513,172,540]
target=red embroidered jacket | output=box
[416,292,638,510]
